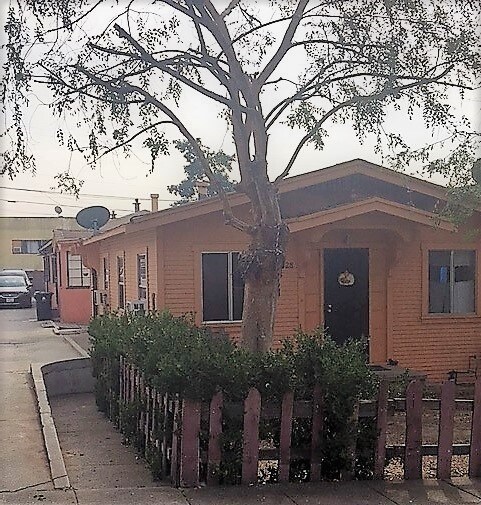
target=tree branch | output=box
[113,24,238,109]
[220,0,240,18]
[91,120,173,164]
[275,66,455,182]
[255,0,309,89]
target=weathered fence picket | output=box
[374,380,389,479]
[242,388,261,485]
[207,391,223,485]
[180,399,201,487]
[405,379,423,480]
[102,356,481,488]
[279,391,294,483]
[437,380,455,479]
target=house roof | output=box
[286,197,455,233]
[82,159,454,245]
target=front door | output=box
[323,248,369,345]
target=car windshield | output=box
[0,276,26,287]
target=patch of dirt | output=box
[384,383,474,480]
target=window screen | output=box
[429,250,475,314]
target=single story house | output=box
[80,159,481,381]
[40,229,93,324]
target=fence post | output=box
[341,401,360,481]
[180,398,201,487]
[469,374,481,477]
[170,397,181,486]
[279,391,294,483]
[437,380,456,479]
[161,393,170,479]
[404,379,423,480]
[207,391,223,485]
[119,356,124,430]
[310,384,324,482]
[374,380,389,479]
[242,388,261,485]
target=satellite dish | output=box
[76,206,110,234]
[54,206,63,216]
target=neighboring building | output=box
[80,159,481,381]
[40,229,93,324]
[0,217,82,291]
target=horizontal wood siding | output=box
[390,230,481,381]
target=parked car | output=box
[0,269,33,292]
[0,276,32,308]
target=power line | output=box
[0,186,178,202]
[0,197,133,212]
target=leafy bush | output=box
[89,311,377,481]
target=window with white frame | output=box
[428,250,476,314]
[67,253,91,287]
[137,253,147,300]
[202,252,244,322]
[117,255,125,309]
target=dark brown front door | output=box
[323,248,369,345]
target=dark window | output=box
[137,254,147,300]
[43,256,50,283]
[12,239,48,254]
[202,252,244,322]
[51,254,58,283]
[117,256,125,309]
[429,250,475,314]
[103,257,109,290]
[67,253,90,287]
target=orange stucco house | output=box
[80,159,481,381]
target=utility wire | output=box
[0,197,132,212]
[0,186,178,202]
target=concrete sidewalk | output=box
[2,478,481,504]
[0,308,82,495]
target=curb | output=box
[30,363,70,490]
[61,334,90,358]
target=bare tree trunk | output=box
[240,184,289,352]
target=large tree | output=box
[2,0,480,351]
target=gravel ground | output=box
[384,385,474,480]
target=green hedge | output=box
[88,310,377,481]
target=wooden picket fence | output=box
[101,356,481,487]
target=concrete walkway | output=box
[0,307,81,495]
[1,314,480,504]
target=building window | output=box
[51,254,58,283]
[67,253,91,288]
[429,250,476,314]
[103,257,109,290]
[12,239,48,254]
[202,252,244,322]
[117,256,125,309]
[137,254,147,300]
[43,256,50,283]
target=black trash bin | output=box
[34,291,53,321]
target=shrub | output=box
[88,311,376,481]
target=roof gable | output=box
[83,159,452,244]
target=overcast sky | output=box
[1,2,479,219]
